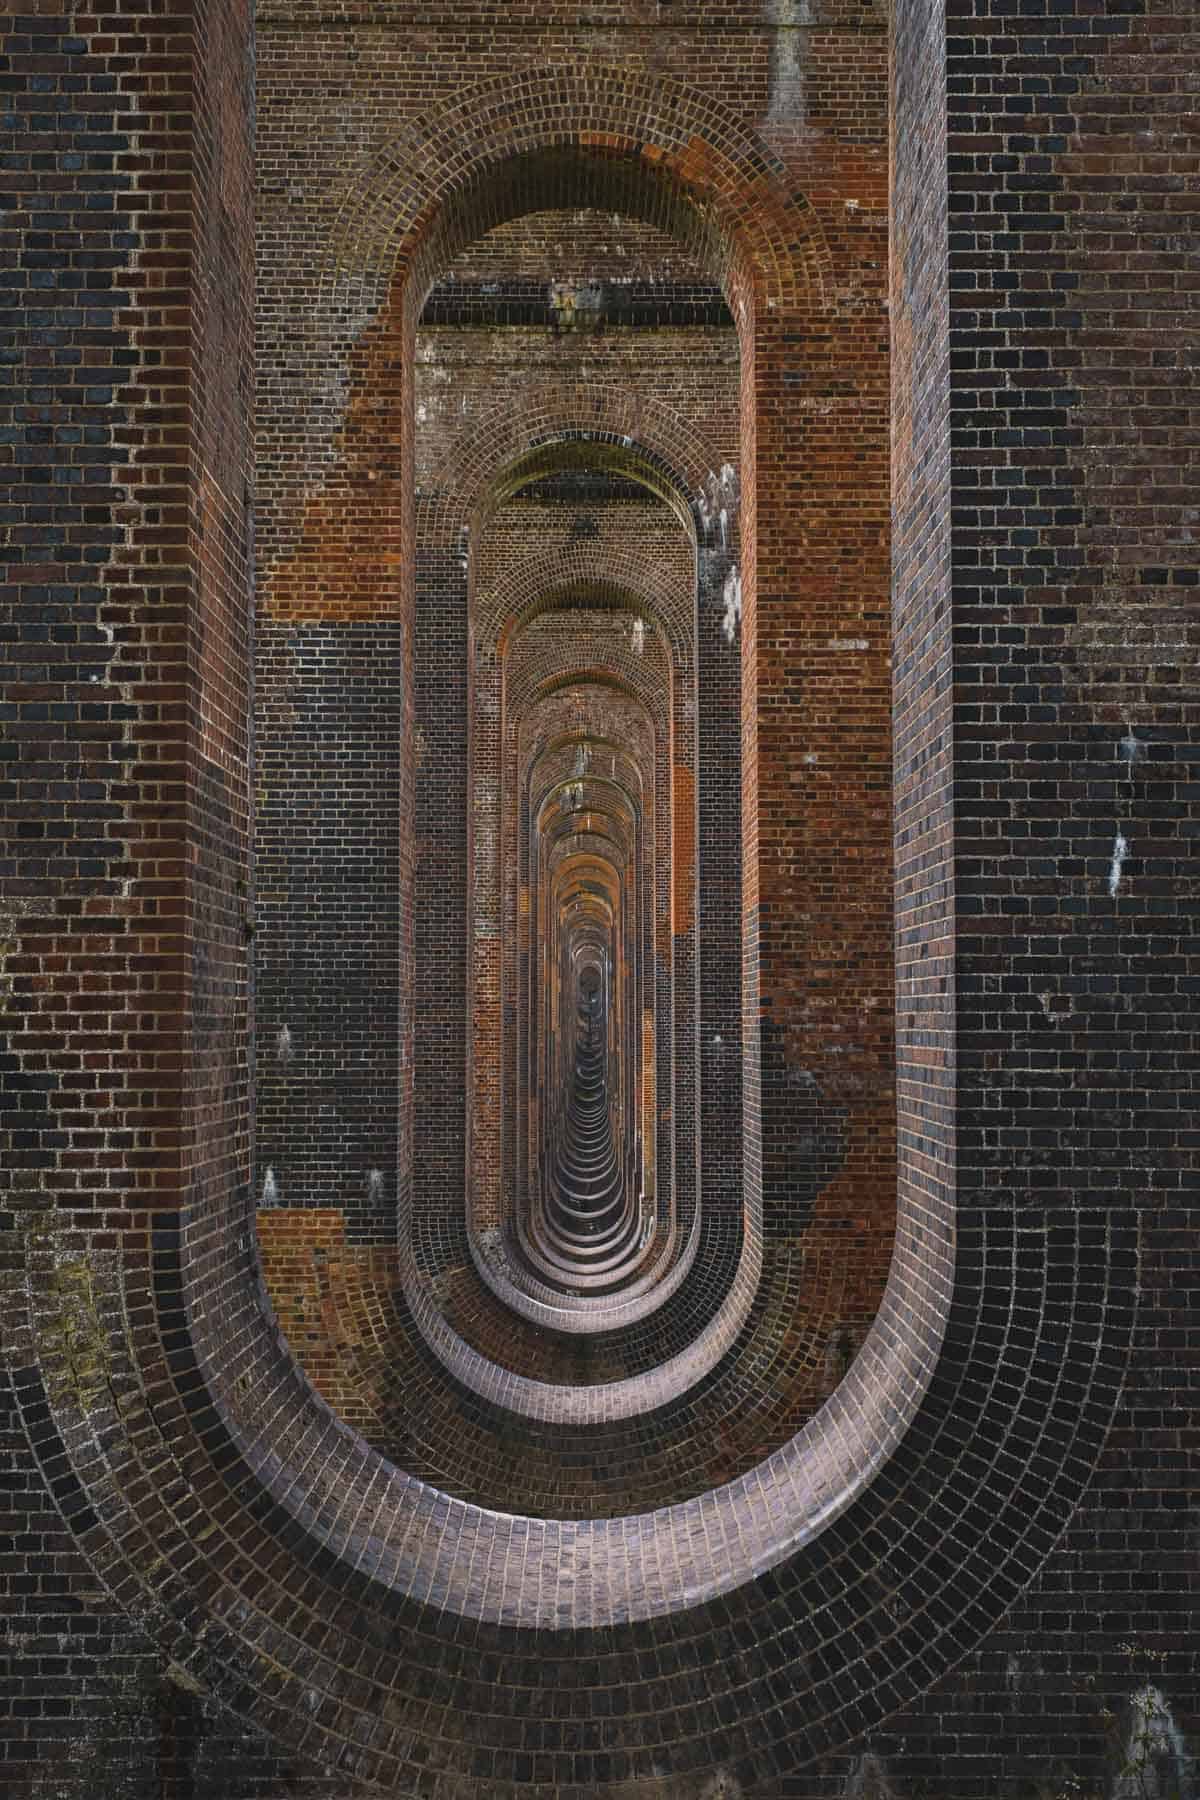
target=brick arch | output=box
[525,663,661,713]
[464,517,704,1329]
[481,552,694,666]
[9,2,1161,1790]
[324,62,831,319]
[263,388,729,624]
[44,28,1122,1799]
[408,559,742,1373]
[454,459,744,1362]
[418,611,756,1399]
[466,660,688,1327]
[482,439,697,537]
[516,673,665,1302]
[504,572,673,623]
[417,381,734,556]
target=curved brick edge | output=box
[267,394,769,1406]
[9,1189,1134,1793]
[255,1210,873,1518]
[416,385,735,558]
[264,380,737,617]
[323,61,830,318]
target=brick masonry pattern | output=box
[0,1,1196,1797]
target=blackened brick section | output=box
[255,621,404,1233]
[801,3,1200,1794]
[3,2,256,1792]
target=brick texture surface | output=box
[1,0,1196,1795]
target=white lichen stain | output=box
[166,1661,209,1699]
[548,280,603,332]
[366,1169,384,1203]
[1120,724,1147,769]
[261,1168,279,1207]
[276,1024,293,1064]
[699,466,739,543]
[1108,831,1130,898]
[0,896,42,1012]
[477,1225,506,1273]
[722,568,743,646]
[1112,1686,1195,1800]
[632,618,645,655]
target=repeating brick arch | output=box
[53,144,1114,1800]
[7,0,1176,1791]
[457,430,700,1266]
[409,537,745,1375]
[324,62,831,318]
[478,551,697,695]
[515,696,670,1310]
[462,466,709,1336]
[416,381,734,556]
[491,569,690,661]
[465,666,692,1335]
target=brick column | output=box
[745,306,895,1257]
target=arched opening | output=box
[461,491,701,1331]
[202,56,922,1751]
[254,102,902,1477]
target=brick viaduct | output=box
[1,2,1197,1796]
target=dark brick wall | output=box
[255,619,404,1230]
[1,2,255,1793]
[820,2,1200,1795]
